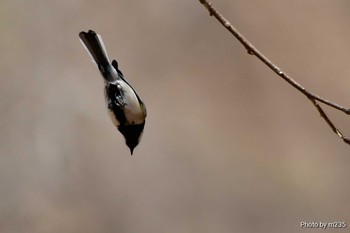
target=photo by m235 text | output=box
[300,221,347,229]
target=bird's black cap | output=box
[118,123,145,155]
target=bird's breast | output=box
[106,80,145,126]
[117,80,145,125]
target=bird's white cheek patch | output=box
[108,110,120,127]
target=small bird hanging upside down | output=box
[79,30,147,155]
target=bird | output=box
[79,30,146,155]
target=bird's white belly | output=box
[107,80,145,126]
[118,81,145,124]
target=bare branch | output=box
[308,98,350,144]
[198,0,350,145]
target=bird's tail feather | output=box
[79,30,110,67]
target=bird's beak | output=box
[130,148,134,155]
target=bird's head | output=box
[118,123,145,155]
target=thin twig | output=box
[308,98,350,144]
[198,0,350,145]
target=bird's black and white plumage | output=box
[79,30,146,155]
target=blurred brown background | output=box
[1,0,350,232]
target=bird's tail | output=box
[79,30,110,67]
